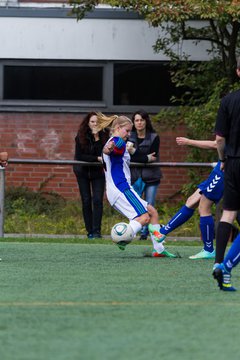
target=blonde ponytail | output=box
[96,113,132,135]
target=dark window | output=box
[4,66,103,101]
[114,63,179,106]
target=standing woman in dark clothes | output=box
[73,112,109,239]
[129,110,162,240]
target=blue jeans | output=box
[141,183,159,236]
[75,175,105,235]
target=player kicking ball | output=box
[97,112,178,258]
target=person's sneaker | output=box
[139,234,148,240]
[189,249,215,260]
[93,232,102,238]
[212,263,236,291]
[148,224,166,243]
[87,233,94,239]
[152,250,177,258]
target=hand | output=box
[0,152,8,167]
[176,137,190,146]
[147,152,156,162]
[220,162,225,171]
[97,156,103,163]
[126,141,136,155]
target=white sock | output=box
[150,224,165,253]
[129,220,142,236]
[149,223,160,231]
[151,237,165,253]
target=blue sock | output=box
[161,205,195,235]
[223,234,240,273]
[200,216,214,253]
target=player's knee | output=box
[147,204,158,216]
[147,206,158,219]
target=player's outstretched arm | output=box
[176,137,217,150]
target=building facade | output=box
[0,1,211,202]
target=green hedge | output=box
[4,186,201,236]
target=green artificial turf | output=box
[0,242,239,360]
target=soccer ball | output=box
[111,222,134,244]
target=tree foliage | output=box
[70,1,240,153]
[70,0,240,84]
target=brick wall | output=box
[0,112,189,203]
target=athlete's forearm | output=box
[176,137,217,150]
[216,135,226,160]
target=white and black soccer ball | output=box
[111,222,134,245]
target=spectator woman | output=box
[129,110,162,240]
[73,112,109,239]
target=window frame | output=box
[0,59,175,113]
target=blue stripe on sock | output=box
[200,216,214,252]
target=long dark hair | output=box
[77,112,109,146]
[131,109,156,133]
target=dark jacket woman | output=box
[73,112,109,239]
[129,130,162,185]
[129,109,162,240]
[74,128,107,180]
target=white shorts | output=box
[112,187,148,220]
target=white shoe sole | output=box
[189,254,215,260]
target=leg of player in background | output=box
[214,210,237,267]
[189,195,215,259]
[157,189,200,237]
[139,184,158,240]
[213,210,239,291]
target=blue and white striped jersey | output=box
[103,136,131,205]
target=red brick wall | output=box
[0,112,189,203]
[157,127,189,202]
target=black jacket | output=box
[129,131,162,184]
[73,130,105,180]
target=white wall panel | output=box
[0,16,211,61]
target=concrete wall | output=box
[0,10,211,61]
